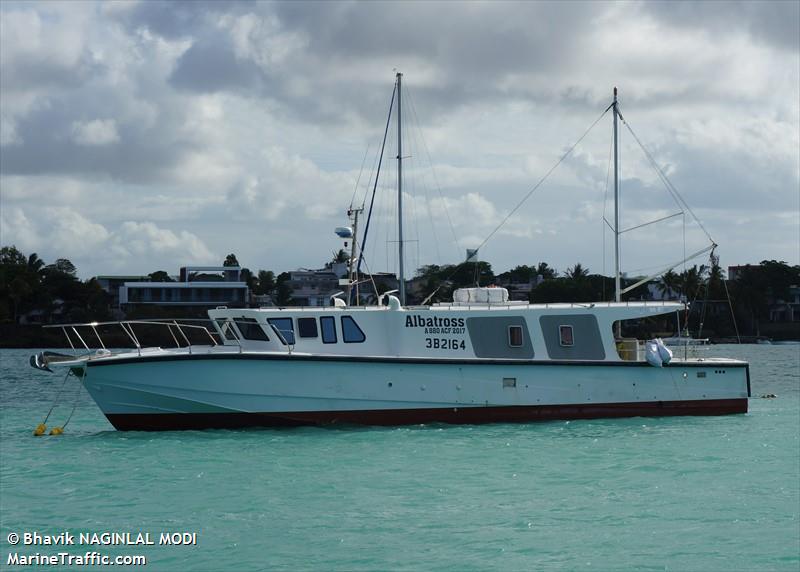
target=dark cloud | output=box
[642,0,800,52]
[110,0,240,39]
[170,37,261,93]
[0,92,197,184]
[160,1,607,126]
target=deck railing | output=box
[44,319,224,357]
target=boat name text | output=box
[405,315,465,328]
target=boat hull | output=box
[105,399,747,430]
[77,352,750,431]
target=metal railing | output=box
[44,319,222,357]
[43,316,307,359]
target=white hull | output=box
[75,349,750,430]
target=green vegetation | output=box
[0,246,111,324]
[1,243,797,341]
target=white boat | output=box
[30,78,750,431]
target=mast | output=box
[613,86,621,304]
[347,207,363,304]
[396,72,406,305]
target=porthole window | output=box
[297,317,318,338]
[236,317,269,341]
[341,316,366,343]
[267,318,295,345]
[508,325,523,347]
[559,325,574,347]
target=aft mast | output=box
[396,72,406,305]
[613,86,621,304]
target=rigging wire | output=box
[602,122,614,300]
[419,106,611,304]
[471,106,611,255]
[620,115,716,245]
[406,86,462,255]
[349,144,371,209]
[405,101,422,275]
[406,87,444,264]
[722,275,742,344]
[357,82,397,275]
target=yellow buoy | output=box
[33,423,47,436]
[49,427,64,436]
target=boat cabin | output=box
[207,288,684,363]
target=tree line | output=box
[1,244,797,339]
[0,246,111,324]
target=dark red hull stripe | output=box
[105,399,748,431]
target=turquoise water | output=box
[1,345,798,571]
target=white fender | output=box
[645,341,663,367]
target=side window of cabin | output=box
[341,316,366,343]
[237,317,269,341]
[320,316,337,344]
[297,317,318,338]
[267,318,295,345]
[216,320,238,341]
[559,325,574,347]
[508,325,524,347]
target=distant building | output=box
[769,284,800,323]
[495,275,545,302]
[286,268,341,306]
[646,282,682,302]
[357,272,399,304]
[19,298,64,325]
[284,264,399,307]
[96,275,150,307]
[727,265,752,281]
[97,266,248,311]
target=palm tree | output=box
[536,262,557,280]
[707,253,725,299]
[26,253,45,275]
[657,269,679,300]
[679,266,703,301]
[8,275,31,324]
[733,265,767,336]
[566,263,589,281]
[332,249,349,264]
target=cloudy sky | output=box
[1,0,798,280]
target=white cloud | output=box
[71,119,120,146]
[0,1,797,279]
[0,204,216,276]
[112,221,216,264]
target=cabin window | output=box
[508,325,524,347]
[320,316,337,344]
[216,320,238,341]
[237,317,269,341]
[267,318,295,345]
[341,316,366,343]
[559,325,574,347]
[297,317,318,338]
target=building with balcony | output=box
[99,266,248,311]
